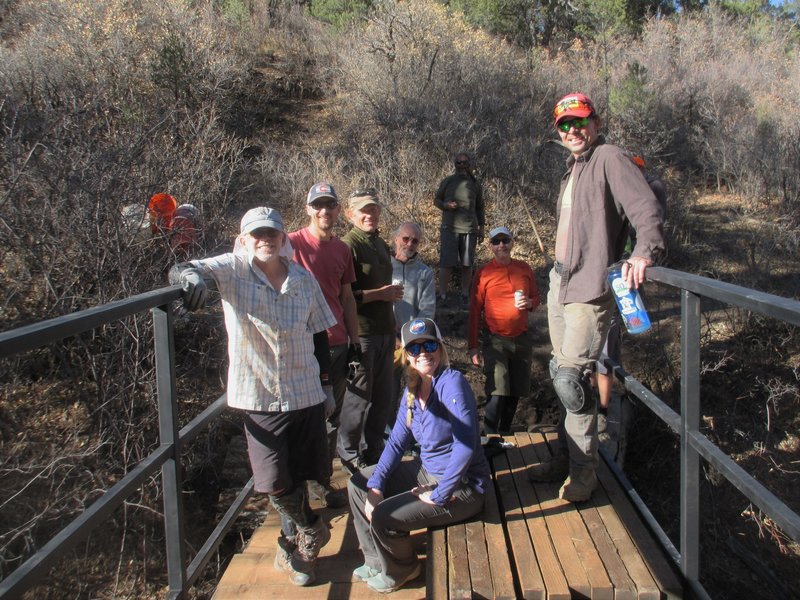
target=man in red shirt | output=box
[289,182,360,507]
[468,227,540,434]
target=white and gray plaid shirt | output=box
[188,253,336,412]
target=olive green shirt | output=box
[434,173,485,234]
[342,226,395,336]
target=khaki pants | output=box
[547,267,613,469]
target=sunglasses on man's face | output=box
[310,200,339,211]
[401,236,419,244]
[455,160,469,166]
[556,117,591,133]
[490,237,512,246]
[405,340,440,357]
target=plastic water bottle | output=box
[607,263,651,334]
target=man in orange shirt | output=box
[468,227,540,434]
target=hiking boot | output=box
[528,454,569,483]
[274,534,313,586]
[558,467,598,503]
[290,516,332,578]
[307,480,347,508]
[366,561,421,593]
[353,564,381,582]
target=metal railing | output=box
[600,266,800,600]
[0,286,254,600]
[1,269,799,599]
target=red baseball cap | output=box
[553,93,595,125]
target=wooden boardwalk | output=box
[213,428,683,599]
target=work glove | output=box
[322,385,336,419]
[180,271,207,311]
[347,342,363,381]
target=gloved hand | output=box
[347,342,363,381]
[322,385,335,419]
[180,271,207,311]
[347,342,363,364]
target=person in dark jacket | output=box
[434,153,485,303]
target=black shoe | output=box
[307,480,348,508]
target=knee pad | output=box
[553,367,593,414]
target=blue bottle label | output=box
[608,272,651,334]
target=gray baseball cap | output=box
[488,226,513,241]
[240,207,285,235]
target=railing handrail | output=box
[0,285,252,600]
[602,266,800,600]
[2,271,799,599]
[647,266,800,326]
[0,286,184,359]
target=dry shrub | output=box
[0,0,249,595]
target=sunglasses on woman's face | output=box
[405,340,440,357]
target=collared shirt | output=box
[468,258,539,349]
[555,137,665,304]
[188,253,336,412]
[368,368,490,505]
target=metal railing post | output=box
[680,289,701,587]
[152,304,187,599]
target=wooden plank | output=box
[427,527,448,600]
[496,437,548,600]
[578,502,638,600]
[447,523,472,599]
[590,489,660,600]
[515,433,613,600]
[493,450,544,599]
[524,431,592,599]
[480,466,518,600]
[465,519,494,600]
[595,459,684,598]
[503,432,572,600]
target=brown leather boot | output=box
[558,467,597,502]
[528,454,569,483]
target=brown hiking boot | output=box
[290,516,331,580]
[558,467,598,503]
[528,454,569,483]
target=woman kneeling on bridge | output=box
[348,317,490,593]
